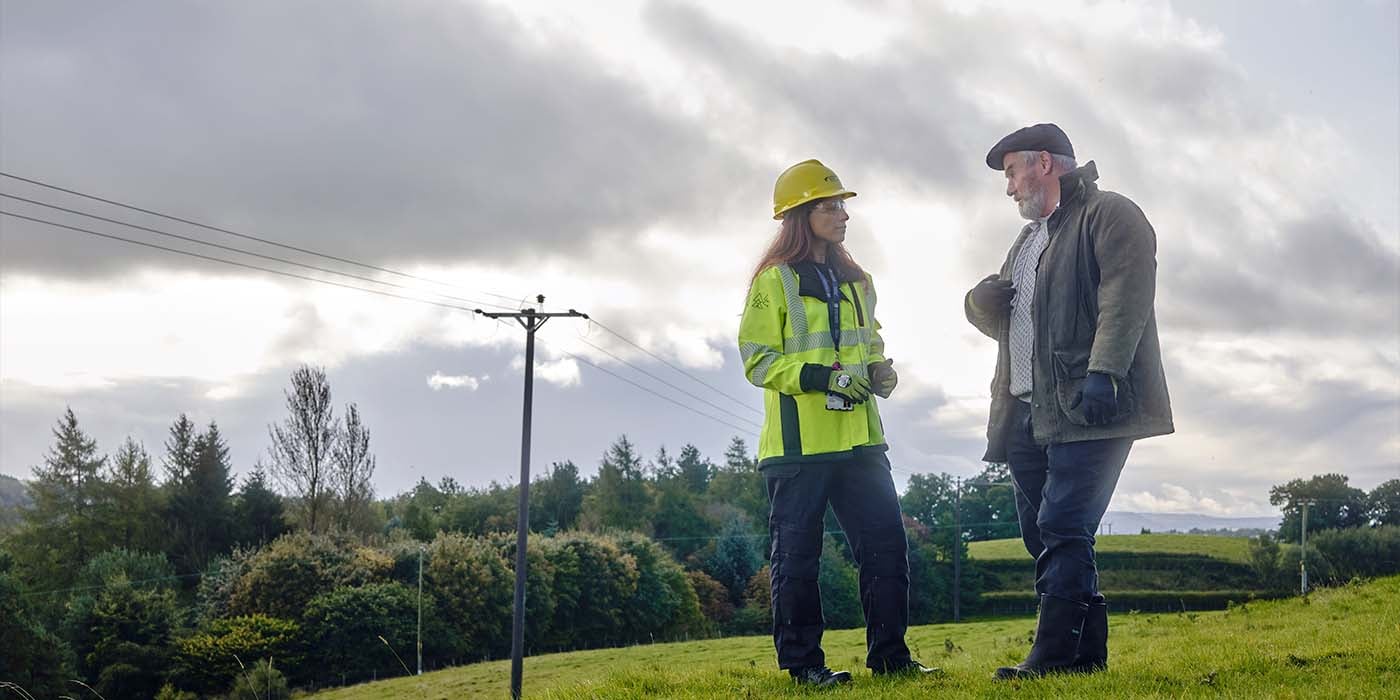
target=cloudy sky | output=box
[2,0,1396,518]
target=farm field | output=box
[967,533,1253,563]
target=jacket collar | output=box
[792,261,850,301]
[1049,161,1098,227]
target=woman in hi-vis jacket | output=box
[738,159,934,687]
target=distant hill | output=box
[0,474,32,530]
[1100,510,1279,535]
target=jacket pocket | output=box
[1052,348,1094,427]
[1052,348,1135,427]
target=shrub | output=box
[485,532,560,651]
[227,657,291,700]
[687,569,734,626]
[193,547,256,626]
[425,531,513,658]
[1310,525,1400,581]
[227,532,391,618]
[154,683,197,700]
[72,575,179,700]
[301,582,449,682]
[170,614,301,693]
[541,532,639,649]
[613,532,706,642]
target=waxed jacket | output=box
[739,262,889,469]
[966,162,1173,460]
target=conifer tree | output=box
[16,407,107,587]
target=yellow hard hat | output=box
[772,159,857,220]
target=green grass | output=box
[968,533,1253,564]
[303,575,1400,699]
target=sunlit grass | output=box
[303,575,1400,699]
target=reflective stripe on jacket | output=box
[738,262,889,469]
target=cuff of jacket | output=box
[799,363,833,392]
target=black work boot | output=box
[871,659,942,677]
[790,666,853,687]
[1067,595,1108,673]
[994,594,1089,680]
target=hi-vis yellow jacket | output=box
[738,262,889,469]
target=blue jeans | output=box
[1006,399,1131,602]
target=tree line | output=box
[3,363,1397,697]
[0,365,996,696]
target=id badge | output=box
[825,393,854,411]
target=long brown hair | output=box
[750,200,866,285]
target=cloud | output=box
[0,0,765,277]
[510,355,580,389]
[1114,482,1271,517]
[427,372,484,392]
[0,0,1394,507]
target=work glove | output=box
[868,358,897,399]
[827,370,872,404]
[1070,372,1117,425]
[970,274,1016,315]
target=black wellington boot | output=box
[1067,595,1108,673]
[994,594,1089,680]
[872,659,941,677]
[790,666,853,688]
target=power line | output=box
[19,571,204,599]
[3,172,778,416]
[589,319,762,417]
[1,192,513,311]
[0,211,489,314]
[0,171,524,305]
[532,331,761,439]
[6,208,767,444]
[568,333,762,430]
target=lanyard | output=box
[813,264,844,364]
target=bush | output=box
[486,532,560,651]
[0,549,73,698]
[155,683,198,700]
[425,531,513,658]
[193,547,256,626]
[1310,525,1400,581]
[687,569,734,626]
[697,516,763,606]
[227,657,291,700]
[227,532,391,618]
[540,532,639,650]
[76,547,177,592]
[171,614,301,693]
[301,582,449,683]
[71,575,179,699]
[613,532,707,642]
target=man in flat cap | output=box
[964,123,1173,679]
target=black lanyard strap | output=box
[813,264,843,355]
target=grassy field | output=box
[967,533,1253,563]
[303,574,1400,699]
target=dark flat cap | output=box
[985,123,1074,170]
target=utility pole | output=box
[1300,500,1310,596]
[479,296,587,700]
[953,476,962,622]
[417,545,424,676]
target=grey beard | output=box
[1018,185,1047,220]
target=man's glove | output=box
[970,274,1016,315]
[827,370,872,404]
[868,358,897,399]
[1070,372,1118,425]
